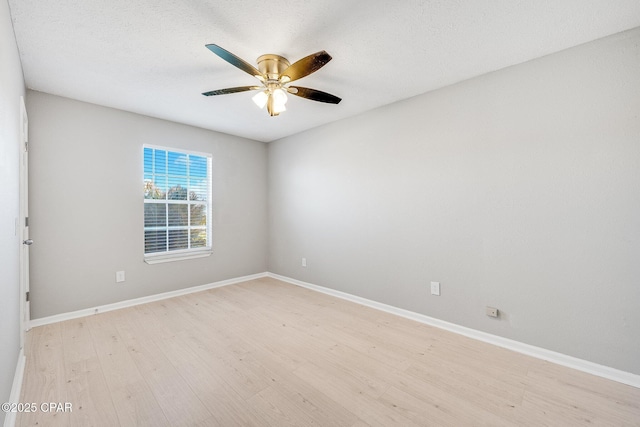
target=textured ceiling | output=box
[8,0,640,142]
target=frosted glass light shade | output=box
[272,88,288,105]
[272,101,286,114]
[271,88,287,113]
[252,91,268,109]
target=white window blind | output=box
[143,146,212,258]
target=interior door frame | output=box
[18,95,30,349]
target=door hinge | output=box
[25,216,29,227]
[26,291,30,302]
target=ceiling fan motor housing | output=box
[256,54,290,80]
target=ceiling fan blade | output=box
[202,86,260,96]
[205,44,264,81]
[288,86,341,104]
[280,51,332,83]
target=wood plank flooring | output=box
[17,277,640,426]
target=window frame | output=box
[143,144,213,264]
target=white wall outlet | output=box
[430,281,440,296]
[486,306,499,318]
[301,258,307,267]
[115,271,125,283]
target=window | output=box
[143,145,212,263]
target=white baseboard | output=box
[3,349,25,427]
[29,272,268,328]
[25,270,639,389]
[267,272,640,389]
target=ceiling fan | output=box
[202,44,341,116]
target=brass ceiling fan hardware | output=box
[202,44,341,117]
[256,54,290,78]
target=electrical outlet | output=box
[115,271,125,283]
[430,281,440,296]
[486,306,498,318]
[301,258,307,267]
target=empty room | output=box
[1,1,639,426]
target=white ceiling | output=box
[8,0,640,142]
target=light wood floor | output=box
[17,277,640,426]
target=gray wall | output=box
[27,91,268,319]
[0,0,25,423]
[268,28,640,374]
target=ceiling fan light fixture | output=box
[252,90,268,109]
[272,88,288,105]
[203,44,341,117]
[272,99,287,114]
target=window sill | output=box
[144,250,212,265]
